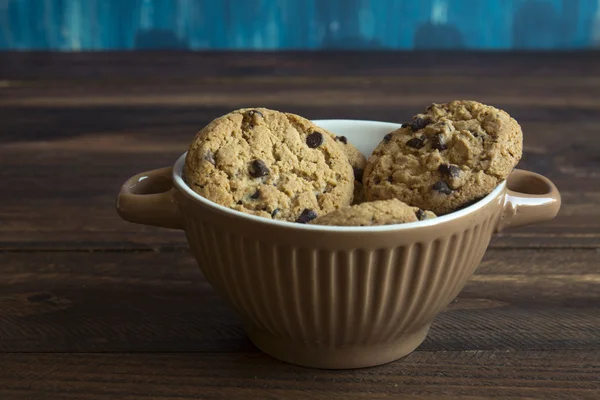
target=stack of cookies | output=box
[183,101,523,227]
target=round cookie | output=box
[311,199,436,227]
[364,100,523,215]
[333,135,367,204]
[184,107,354,223]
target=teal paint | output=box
[0,0,598,50]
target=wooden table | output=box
[1,52,599,399]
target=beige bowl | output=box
[117,120,561,369]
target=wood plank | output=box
[3,76,600,109]
[2,52,600,80]
[3,86,600,108]
[0,351,598,400]
[0,249,598,353]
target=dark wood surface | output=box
[0,52,599,399]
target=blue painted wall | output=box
[1,0,600,50]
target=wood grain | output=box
[0,249,598,353]
[1,53,599,398]
[2,52,600,80]
[1,351,598,400]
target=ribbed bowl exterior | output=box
[177,190,504,368]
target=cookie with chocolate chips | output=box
[363,100,523,215]
[311,199,436,227]
[334,135,367,204]
[183,107,354,222]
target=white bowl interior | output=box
[313,119,401,157]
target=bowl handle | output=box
[116,167,184,230]
[495,169,561,232]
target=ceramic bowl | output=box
[117,120,560,369]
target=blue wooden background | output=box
[2,0,600,50]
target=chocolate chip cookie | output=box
[334,135,367,204]
[311,199,436,227]
[184,108,354,222]
[364,101,523,215]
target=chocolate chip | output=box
[415,209,426,221]
[406,137,425,149]
[249,159,270,178]
[204,150,216,165]
[353,167,364,181]
[271,208,280,217]
[383,133,393,142]
[433,180,453,195]
[401,123,410,128]
[438,164,461,178]
[296,208,317,223]
[431,134,447,151]
[410,117,432,132]
[306,132,324,148]
[336,136,348,144]
[247,109,264,118]
[387,176,393,182]
[250,190,260,199]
